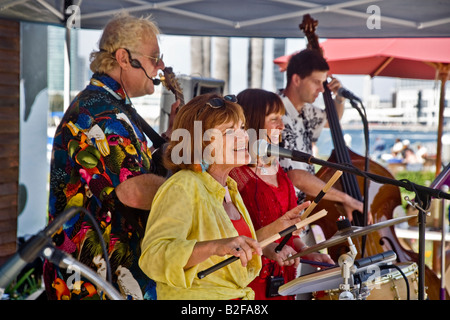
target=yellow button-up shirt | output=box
[139,170,262,300]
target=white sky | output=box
[77,29,396,101]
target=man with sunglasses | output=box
[44,12,178,300]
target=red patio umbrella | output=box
[274,38,450,175]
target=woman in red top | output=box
[230,89,334,300]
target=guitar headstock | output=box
[161,67,185,107]
[299,14,323,55]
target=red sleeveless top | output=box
[229,164,298,300]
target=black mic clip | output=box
[337,87,362,102]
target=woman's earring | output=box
[200,159,210,172]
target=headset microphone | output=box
[126,49,161,85]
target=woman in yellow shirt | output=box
[139,93,308,299]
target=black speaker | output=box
[159,75,225,133]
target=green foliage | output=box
[3,267,42,300]
[395,170,436,207]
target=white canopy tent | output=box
[3,0,449,116]
[1,0,450,300]
[1,0,449,38]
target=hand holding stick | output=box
[197,209,328,279]
[301,170,342,220]
[275,170,342,253]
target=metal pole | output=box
[441,185,449,300]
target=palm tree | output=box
[190,36,211,78]
[273,38,286,91]
[248,38,264,88]
[213,37,230,94]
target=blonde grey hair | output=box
[89,12,160,74]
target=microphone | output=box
[124,48,162,86]
[134,62,161,85]
[354,250,396,269]
[139,66,161,85]
[254,139,313,164]
[337,87,361,102]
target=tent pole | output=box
[63,27,71,112]
[63,1,74,112]
[435,65,449,177]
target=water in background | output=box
[315,127,441,163]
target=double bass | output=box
[299,14,444,300]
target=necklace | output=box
[258,165,269,175]
[257,159,278,175]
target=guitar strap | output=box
[90,77,167,149]
[127,106,167,149]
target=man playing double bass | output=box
[279,49,369,224]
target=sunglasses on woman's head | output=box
[196,95,238,118]
[206,95,238,108]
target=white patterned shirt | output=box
[280,95,327,203]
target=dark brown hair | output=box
[236,88,285,138]
[286,49,329,87]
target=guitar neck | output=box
[175,91,185,107]
[162,67,185,107]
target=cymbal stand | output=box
[338,237,358,300]
[405,195,429,300]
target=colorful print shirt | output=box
[44,73,156,300]
[279,95,326,203]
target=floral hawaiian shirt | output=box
[44,73,156,300]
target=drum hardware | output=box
[377,263,417,300]
[403,194,431,300]
[351,250,399,299]
[279,247,400,300]
[312,262,418,300]
[280,215,418,299]
[285,215,415,261]
[336,225,358,300]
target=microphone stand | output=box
[440,185,448,300]
[273,148,450,300]
[0,207,89,289]
[0,207,121,300]
[349,98,370,257]
[42,246,123,300]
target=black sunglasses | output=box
[196,95,238,118]
[206,94,237,108]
